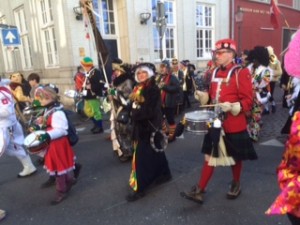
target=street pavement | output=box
[0,86,291,225]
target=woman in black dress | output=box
[126,63,172,201]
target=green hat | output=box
[81,57,93,67]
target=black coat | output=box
[156,74,180,108]
[131,77,162,141]
[83,67,105,99]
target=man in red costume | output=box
[180,38,257,204]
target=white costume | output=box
[0,80,36,177]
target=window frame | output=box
[195,3,215,60]
[38,0,58,68]
[14,6,33,70]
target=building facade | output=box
[0,0,231,105]
[231,0,300,58]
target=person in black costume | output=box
[126,63,172,202]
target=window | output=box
[14,6,33,70]
[152,0,176,60]
[196,3,214,59]
[0,17,14,72]
[39,0,58,67]
[294,0,300,10]
[101,0,116,35]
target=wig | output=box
[246,46,270,67]
[285,29,300,77]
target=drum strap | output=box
[211,65,242,103]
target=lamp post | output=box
[235,6,244,55]
[156,1,166,61]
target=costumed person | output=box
[240,49,250,68]
[194,58,216,104]
[266,29,300,225]
[127,63,172,202]
[30,84,81,189]
[171,58,184,115]
[74,65,85,93]
[266,46,282,113]
[31,85,76,205]
[108,61,134,162]
[27,73,42,100]
[180,38,257,204]
[9,72,32,127]
[180,60,193,110]
[266,111,300,225]
[280,57,292,109]
[280,32,298,134]
[80,56,105,134]
[156,60,180,143]
[110,58,123,83]
[246,46,271,142]
[9,72,32,110]
[0,77,37,178]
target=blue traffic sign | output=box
[1,28,21,46]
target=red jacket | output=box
[209,63,253,133]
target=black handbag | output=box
[116,110,129,124]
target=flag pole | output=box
[81,0,110,86]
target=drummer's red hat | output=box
[215,39,237,52]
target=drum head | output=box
[24,130,46,148]
[185,110,216,122]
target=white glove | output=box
[220,102,241,116]
[219,102,232,112]
[194,90,209,105]
[231,102,241,116]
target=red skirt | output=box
[44,136,75,176]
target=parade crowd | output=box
[1,29,300,225]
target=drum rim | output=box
[24,130,46,147]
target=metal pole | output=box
[159,37,163,61]
[13,49,18,71]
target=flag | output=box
[270,0,281,29]
[81,0,109,67]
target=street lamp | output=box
[140,12,151,25]
[235,6,244,55]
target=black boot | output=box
[92,120,103,134]
[74,163,82,179]
[92,127,103,134]
[41,176,56,188]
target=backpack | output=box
[62,109,79,146]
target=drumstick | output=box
[199,104,219,108]
[27,134,40,147]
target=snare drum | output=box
[184,110,216,134]
[24,130,49,155]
